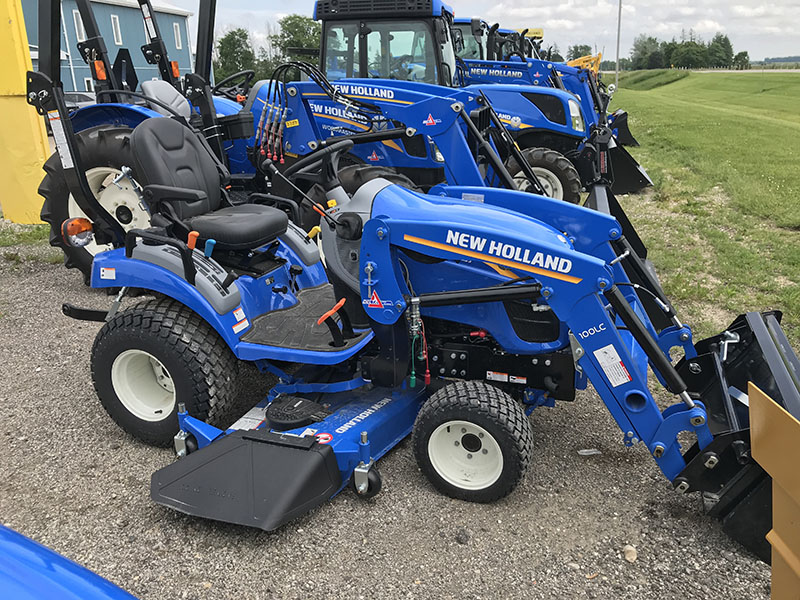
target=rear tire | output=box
[39,126,148,284]
[504,147,581,204]
[412,381,533,503]
[91,298,238,446]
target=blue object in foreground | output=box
[0,524,137,600]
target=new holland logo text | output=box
[333,83,395,99]
[309,102,368,124]
[335,397,393,434]
[445,229,573,273]
[468,67,524,78]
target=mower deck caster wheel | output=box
[351,466,382,499]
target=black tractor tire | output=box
[91,298,239,447]
[412,381,533,503]
[39,126,142,284]
[304,164,421,228]
[504,147,582,204]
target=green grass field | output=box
[613,71,800,344]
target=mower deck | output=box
[151,381,430,530]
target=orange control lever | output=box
[187,231,199,250]
[317,298,346,325]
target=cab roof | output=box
[315,0,454,20]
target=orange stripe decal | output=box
[403,234,583,284]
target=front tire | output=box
[412,381,533,503]
[39,126,149,284]
[91,298,238,446]
[505,147,582,203]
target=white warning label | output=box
[486,371,508,382]
[48,111,74,169]
[592,343,633,388]
[461,193,484,203]
[229,405,267,430]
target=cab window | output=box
[324,23,361,79]
[365,21,437,83]
[455,24,482,59]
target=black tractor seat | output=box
[130,117,288,251]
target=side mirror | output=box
[450,27,465,54]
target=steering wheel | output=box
[280,138,355,183]
[211,70,256,101]
[389,54,415,80]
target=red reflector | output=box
[170,60,180,78]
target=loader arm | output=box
[276,79,522,188]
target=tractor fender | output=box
[90,248,245,352]
[70,103,163,134]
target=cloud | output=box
[165,0,798,61]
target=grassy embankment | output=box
[612,70,799,345]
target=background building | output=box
[21,0,193,92]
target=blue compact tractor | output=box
[27,5,800,563]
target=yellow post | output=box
[0,0,50,223]
[749,383,800,600]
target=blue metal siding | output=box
[21,0,192,92]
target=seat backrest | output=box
[130,117,222,219]
[141,80,191,118]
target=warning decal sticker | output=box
[232,318,249,334]
[486,371,508,383]
[48,111,75,170]
[230,405,267,430]
[592,344,633,388]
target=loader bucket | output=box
[749,383,800,591]
[609,110,639,146]
[609,143,653,195]
[673,311,800,561]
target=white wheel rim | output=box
[67,167,150,255]
[111,349,176,422]
[514,167,564,199]
[427,420,504,490]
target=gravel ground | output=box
[0,243,771,599]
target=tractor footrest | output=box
[151,429,341,530]
[242,283,369,351]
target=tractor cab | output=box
[452,18,488,60]
[316,0,462,86]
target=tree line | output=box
[595,32,750,71]
[213,15,320,82]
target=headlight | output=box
[568,99,585,133]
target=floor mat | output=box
[241,284,369,352]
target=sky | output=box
[164,0,800,61]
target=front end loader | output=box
[316,0,650,195]
[453,17,641,148]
